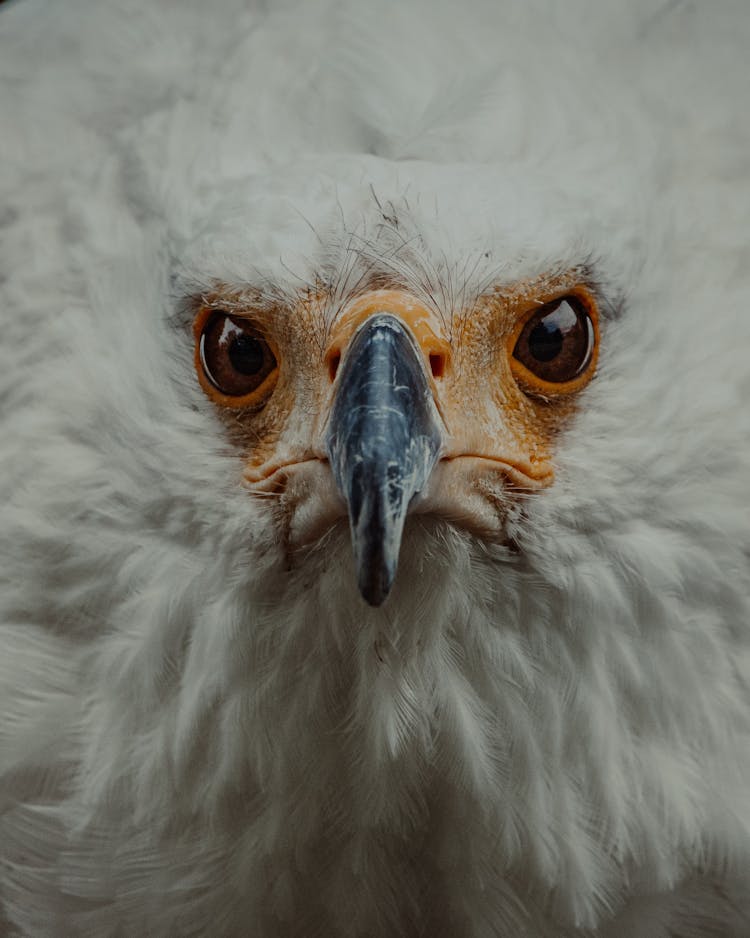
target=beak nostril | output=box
[328,350,341,382]
[429,352,445,379]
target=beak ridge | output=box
[325,314,442,606]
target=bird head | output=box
[192,271,598,606]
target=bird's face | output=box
[191,265,599,605]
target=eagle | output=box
[1,0,749,935]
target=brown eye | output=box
[512,296,596,388]
[196,311,278,404]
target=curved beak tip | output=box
[358,566,394,608]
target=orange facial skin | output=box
[323,289,453,389]
[193,271,600,546]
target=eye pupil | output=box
[527,320,564,362]
[229,335,265,375]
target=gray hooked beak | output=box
[325,314,443,606]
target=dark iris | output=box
[229,335,265,375]
[512,296,595,385]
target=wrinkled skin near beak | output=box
[326,315,443,606]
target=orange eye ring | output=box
[507,286,600,397]
[193,307,280,409]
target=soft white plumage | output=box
[1,1,749,935]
